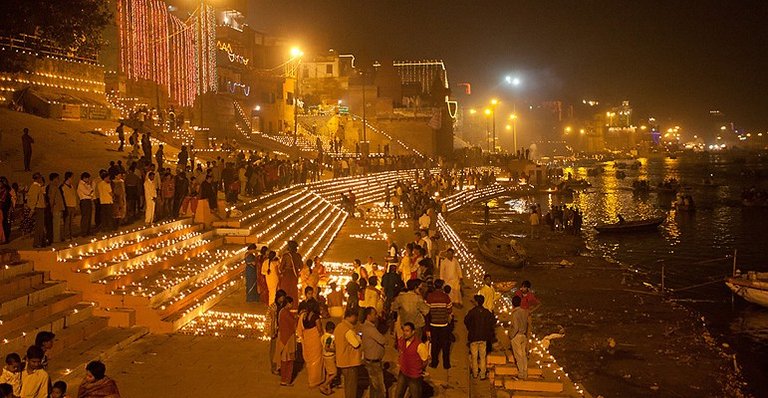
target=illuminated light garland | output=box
[118,0,197,105]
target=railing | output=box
[0,34,99,65]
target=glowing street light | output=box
[491,98,499,106]
[564,126,572,133]
[469,108,477,115]
[290,46,304,58]
[505,75,521,86]
[484,108,491,116]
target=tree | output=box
[0,0,112,71]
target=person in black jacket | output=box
[199,174,217,213]
[464,294,497,380]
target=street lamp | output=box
[489,99,499,153]
[290,46,304,148]
[484,108,492,151]
[509,114,518,153]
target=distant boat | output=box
[594,216,665,233]
[727,272,768,308]
[477,231,526,268]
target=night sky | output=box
[247,1,768,134]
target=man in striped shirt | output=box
[426,279,453,369]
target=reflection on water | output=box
[508,155,768,395]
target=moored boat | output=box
[726,272,768,308]
[477,231,526,268]
[594,216,665,233]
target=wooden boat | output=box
[594,216,665,233]
[675,204,695,212]
[616,170,627,179]
[564,179,591,189]
[726,272,768,308]
[477,231,525,268]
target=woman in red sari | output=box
[273,297,297,386]
[77,360,120,398]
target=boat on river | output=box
[594,216,665,233]
[726,272,768,308]
[477,231,526,268]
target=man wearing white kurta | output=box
[438,249,462,304]
[144,172,157,224]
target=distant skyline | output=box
[246,0,768,134]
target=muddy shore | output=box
[447,205,747,398]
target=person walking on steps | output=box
[22,128,34,171]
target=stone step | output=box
[3,313,108,362]
[0,293,85,337]
[493,366,544,377]
[0,260,34,283]
[49,326,148,384]
[300,205,347,260]
[93,237,224,293]
[0,249,21,265]
[503,380,564,393]
[250,191,322,237]
[259,196,333,248]
[74,230,215,283]
[239,189,315,230]
[213,186,300,228]
[0,271,47,297]
[159,276,243,333]
[55,219,192,262]
[0,281,67,317]
[59,222,203,270]
[114,245,244,308]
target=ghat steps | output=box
[0,250,146,382]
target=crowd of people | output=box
[532,204,584,235]
[0,332,120,398]
[247,192,542,398]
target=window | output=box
[326,64,333,75]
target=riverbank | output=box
[447,204,748,397]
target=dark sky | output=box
[246,0,768,133]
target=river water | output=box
[496,154,768,395]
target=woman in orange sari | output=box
[274,297,297,386]
[300,300,324,388]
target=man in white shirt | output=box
[96,173,114,231]
[77,172,95,236]
[27,173,47,247]
[144,172,157,224]
[438,248,462,305]
[417,231,432,258]
[477,274,500,313]
[21,346,49,398]
[418,211,431,233]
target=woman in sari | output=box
[262,251,280,304]
[77,360,120,398]
[300,300,324,388]
[256,246,270,303]
[274,297,297,386]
